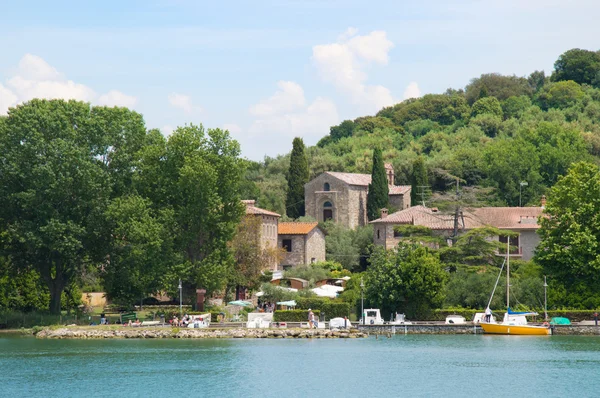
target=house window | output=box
[377,229,381,239]
[311,258,316,264]
[282,239,292,252]
[323,201,333,221]
[499,235,520,254]
[393,229,402,238]
[324,182,330,191]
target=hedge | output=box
[295,298,351,319]
[430,309,600,322]
[274,310,321,322]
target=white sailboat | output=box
[480,240,550,336]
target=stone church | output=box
[304,164,411,229]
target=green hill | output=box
[243,48,600,216]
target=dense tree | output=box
[536,162,600,305]
[286,137,309,219]
[410,156,430,206]
[536,80,585,110]
[136,124,246,303]
[0,100,143,314]
[502,95,532,119]
[329,120,355,141]
[465,73,533,104]
[381,94,470,126]
[103,195,178,307]
[366,243,446,319]
[552,48,600,86]
[528,70,547,92]
[367,148,389,221]
[471,96,503,118]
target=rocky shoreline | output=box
[35,327,367,339]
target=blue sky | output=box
[1,0,599,159]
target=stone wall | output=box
[278,234,305,268]
[359,324,483,334]
[305,173,347,225]
[306,228,326,263]
[389,193,410,211]
[260,215,279,269]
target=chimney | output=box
[541,195,546,209]
[384,163,394,186]
[380,208,388,218]
[242,200,256,208]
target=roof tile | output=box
[278,222,319,235]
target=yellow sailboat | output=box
[480,241,551,336]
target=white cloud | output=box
[168,93,201,114]
[0,84,18,116]
[248,82,338,139]
[98,90,138,108]
[403,82,421,100]
[312,29,395,113]
[249,81,305,117]
[1,54,137,113]
[222,123,242,134]
[161,125,174,136]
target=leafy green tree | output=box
[410,156,429,205]
[536,80,585,110]
[329,120,355,141]
[383,94,470,126]
[502,96,532,119]
[552,48,600,86]
[528,70,547,92]
[103,195,178,307]
[136,124,246,303]
[483,138,542,206]
[465,73,533,104]
[367,148,389,221]
[536,162,600,299]
[471,96,503,118]
[366,243,447,319]
[0,99,144,313]
[286,137,309,219]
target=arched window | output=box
[323,201,333,221]
[324,182,330,191]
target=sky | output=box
[1,0,599,160]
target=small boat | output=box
[480,241,550,336]
[389,313,412,325]
[445,315,466,325]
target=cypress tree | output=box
[367,148,389,221]
[410,156,429,206]
[286,137,309,219]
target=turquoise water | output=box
[1,334,600,397]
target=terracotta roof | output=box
[326,172,372,186]
[243,200,281,217]
[324,172,410,194]
[278,222,319,235]
[389,185,411,195]
[371,206,543,230]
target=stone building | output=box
[370,203,544,261]
[304,164,411,229]
[277,222,326,270]
[242,200,280,269]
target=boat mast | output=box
[506,239,510,311]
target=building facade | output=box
[277,222,326,269]
[242,200,280,269]
[304,164,411,229]
[371,204,544,261]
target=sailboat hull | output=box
[480,323,551,335]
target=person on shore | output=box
[485,307,492,323]
[100,313,106,325]
[308,309,315,329]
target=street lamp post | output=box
[519,181,528,207]
[543,276,548,321]
[360,277,365,325]
[178,279,183,318]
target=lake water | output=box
[1,334,599,397]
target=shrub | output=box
[296,298,351,319]
[273,310,321,322]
